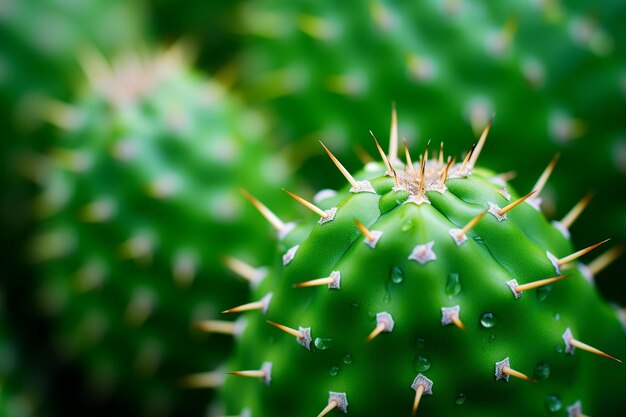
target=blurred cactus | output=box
[232,0,626,300]
[25,45,297,416]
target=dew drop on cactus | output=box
[213,109,625,417]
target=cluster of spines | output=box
[194,111,623,416]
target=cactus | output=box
[233,0,626,293]
[216,112,626,417]
[27,46,297,416]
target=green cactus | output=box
[216,114,625,417]
[27,46,297,416]
[232,0,626,295]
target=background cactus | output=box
[217,115,626,417]
[232,0,626,301]
[26,45,299,416]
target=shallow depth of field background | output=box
[1,1,625,416]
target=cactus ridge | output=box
[217,112,626,417]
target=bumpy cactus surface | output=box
[27,46,296,416]
[233,0,626,282]
[217,114,626,417]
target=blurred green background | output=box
[1,0,624,416]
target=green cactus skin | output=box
[232,0,626,295]
[217,116,626,417]
[27,47,296,416]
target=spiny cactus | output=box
[26,46,296,416]
[233,0,626,285]
[215,112,625,417]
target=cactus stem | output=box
[267,320,312,349]
[514,274,571,293]
[562,328,622,362]
[179,371,224,388]
[497,190,538,216]
[222,293,272,315]
[294,271,341,289]
[558,239,610,267]
[284,189,332,220]
[366,312,395,342]
[468,115,494,168]
[223,256,267,286]
[389,102,399,163]
[194,320,240,336]
[240,189,289,236]
[587,245,624,276]
[228,362,273,385]
[531,153,560,196]
[560,192,594,230]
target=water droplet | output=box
[536,285,552,302]
[473,235,485,245]
[413,354,431,372]
[351,303,360,310]
[445,273,461,297]
[554,313,560,321]
[343,354,353,365]
[415,337,426,348]
[479,312,496,328]
[329,366,339,377]
[489,334,496,342]
[402,220,414,231]
[533,362,550,381]
[545,395,562,412]
[367,311,376,320]
[314,338,332,350]
[455,393,466,405]
[390,266,404,284]
[554,344,564,354]
[383,291,392,303]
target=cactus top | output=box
[217,111,626,417]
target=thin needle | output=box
[498,190,537,216]
[366,323,387,343]
[239,188,286,233]
[317,400,338,417]
[320,141,358,188]
[459,144,477,173]
[222,256,261,284]
[502,366,535,382]
[558,239,610,267]
[560,192,594,230]
[514,274,570,293]
[355,219,375,241]
[389,102,398,162]
[532,153,560,196]
[412,384,425,415]
[468,115,494,168]
[284,189,329,218]
[179,371,224,388]
[587,245,624,276]
[194,320,238,335]
[293,276,336,288]
[266,320,304,338]
[456,212,487,239]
